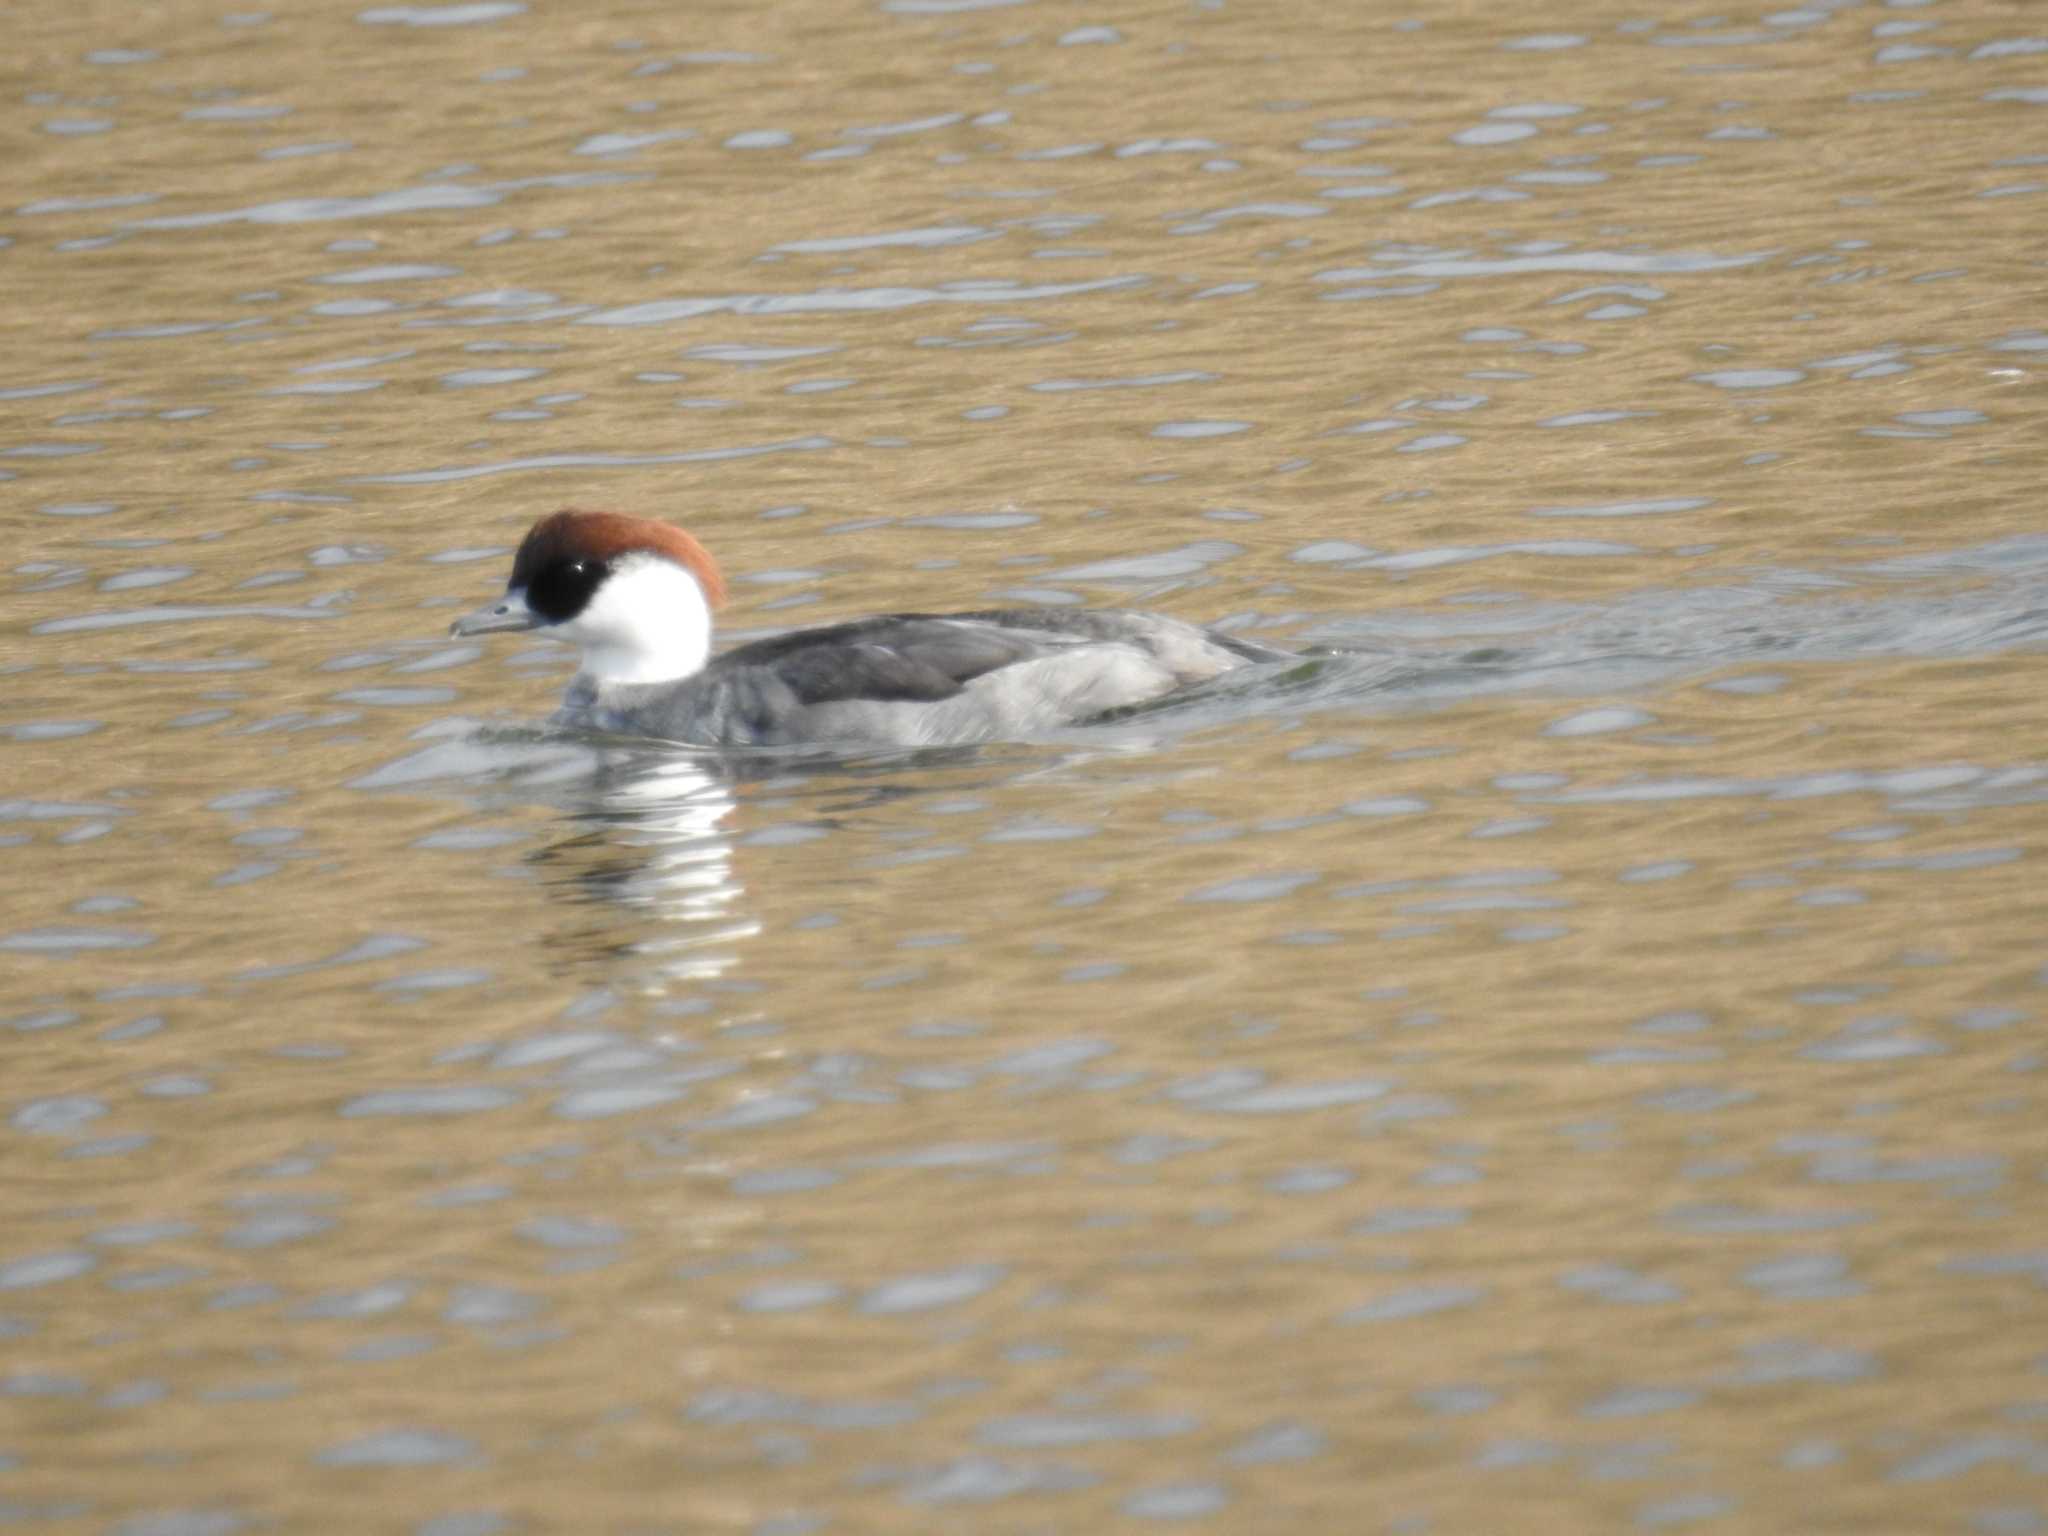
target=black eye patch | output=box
[525,556,610,623]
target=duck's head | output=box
[451,508,727,685]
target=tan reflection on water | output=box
[4,0,2046,1530]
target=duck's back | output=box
[567,609,1292,747]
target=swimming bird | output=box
[451,508,1294,748]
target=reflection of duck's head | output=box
[532,746,753,983]
[453,507,1297,748]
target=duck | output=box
[451,508,1295,748]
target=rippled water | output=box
[6,1,2046,1531]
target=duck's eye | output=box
[526,556,608,623]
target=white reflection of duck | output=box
[579,749,754,983]
[356,728,754,983]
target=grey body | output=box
[557,608,1294,748]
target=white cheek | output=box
[559,558,714,685]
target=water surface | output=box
[5,0,2046,1531]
